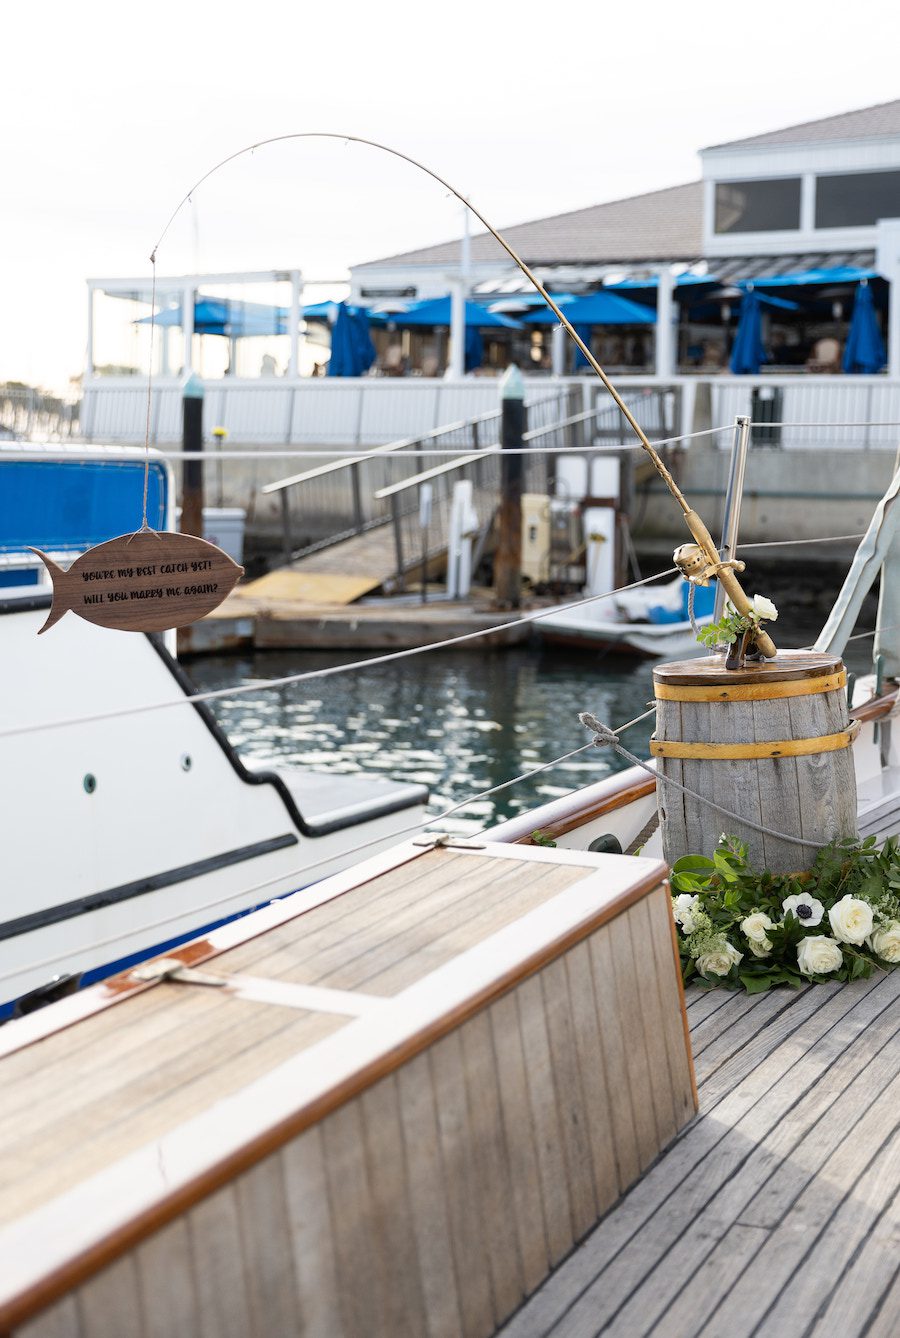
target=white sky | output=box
[3,0,899,391]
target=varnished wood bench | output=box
[0,839,695,1338]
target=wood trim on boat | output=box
[487,765,657,846]
[849,689,899,725]
[0,852,671,1330]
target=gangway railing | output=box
[260,389,576,564]
[371,390,681,587]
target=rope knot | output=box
[578,712,620,747]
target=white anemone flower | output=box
[782,892,824,927]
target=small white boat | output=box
[536,574,714,658]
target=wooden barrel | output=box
[652,651,858,871]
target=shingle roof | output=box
[355,181,703,270]
[706,98,900,151]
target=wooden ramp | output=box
[238,525,412,605]
[500,968,900,1338]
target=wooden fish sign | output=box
[30,531,244,634]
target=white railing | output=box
[79,372,900,452]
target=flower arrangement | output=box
[696,594,778,651]
[672,835,900,992]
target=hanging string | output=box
[140,253,158,532]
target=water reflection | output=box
[186,619,873,829]
[188,646,658,826]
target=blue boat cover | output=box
[0,458,168,555]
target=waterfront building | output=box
[79,99,900,449]
[351,98,900,379]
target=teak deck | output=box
[0,840,691,1338]
[501,968,900,1338]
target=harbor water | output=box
[186,610,876,831]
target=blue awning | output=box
[741,265,880,289]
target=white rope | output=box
[0,707,658,986]
[0,569,677,740]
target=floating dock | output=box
[178,588,536,654]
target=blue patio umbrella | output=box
[572,322,594,369]
[843,282,885,374]
[136,298,288,337]
[389,297,521,329]
[327,302,375,377]
[729,290,767,374]
[465,326,483,372]
[524,290,655,326]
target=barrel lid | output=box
[653,650,844,687]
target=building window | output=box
[815,170,900,229]
[714,178,802,234]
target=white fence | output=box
[79,373,900,451]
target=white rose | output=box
[868,920,900,963]
[696,940,743,978]
[782,892,824,927]
[673,893,700,934]
[797,935,843,976]
[828,895,874,945]
[741,912,774,946]
[750,595,778,622]
[749,940,772,958]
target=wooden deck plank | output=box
[586,929,641,1191]
[430,1031,496,1338]
[75,1256,144,1338]
[14,1297,82,1338]
[234,1154,302,1337]
[134,1219,200,1338]
[517,973,575,1268]
[540,957,598,1241]
[499,975,890,1338]
[395,1052,465,1338]
[590,973,900,1337]
[697,1069,900,1336]
[563,943,620,1212]
[855,1260,900,1338]
[279,1127,346,1338]
[360,1076,431,1338]
[185,1186,253,1338]
[607,911,660,1171]
[460,1012,526,1324]
[489,991,552,1298]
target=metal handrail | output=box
[374,443,500,499]
[260,391,571,496]
[372,403,640,500]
